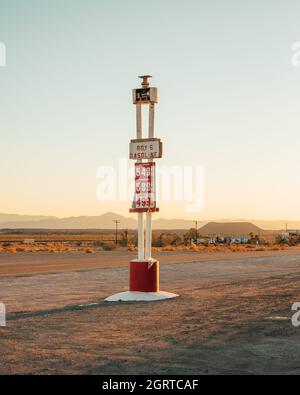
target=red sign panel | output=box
[131,163,157,213]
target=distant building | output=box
[194,235,250,245]
[231,236,249,244]
[288,230,300,236]
[281,230,300,241]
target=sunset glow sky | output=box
[0,0,299,220]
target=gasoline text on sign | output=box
[129,138,162,160]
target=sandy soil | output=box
[1,249,300,374]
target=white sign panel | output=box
[129,138,162,160]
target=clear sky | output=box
[0,0,299,220]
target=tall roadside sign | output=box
[105,76,178,302]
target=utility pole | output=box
[113,220,120,245]
[124,229,129,247]
[194,221,198,244]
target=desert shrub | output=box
[7,247,17,254]
[162,245,176,251]
[119,230,129,247]
[152,233,183,247]
[152,235,163,247]
[183,228,198,245]
[94,241,104,247]
[272,244,288,250]
[206,246,219,252]
[16,246,27,252]
[255,247,267,251]
[103,242,117,251]
[152,247,161,252]
[276,236,289,245]
[168,245,191,251]
[127,245,137,252]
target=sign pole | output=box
[105,76,178,302]
[136,103,142,139]
[145,99,155,260]
[138,213,144,260]
[145,213,152,260]
[136,101,144,260]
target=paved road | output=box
[0,248,299,277]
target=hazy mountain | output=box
[248,220,300,231]
[0,212,136,229]
[0,212,299,231]
[152,218,206,230]
[214,219,300,231]
[198,222,263,236]
[0,213,55,223]
[0,212,204,230]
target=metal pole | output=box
[116,221,118,245]
[145,102,155,260]
[145,212,152,260]
[138,213,144,260]
[136,104,142,139]
[149,103,155,138]
[136,98,144,259]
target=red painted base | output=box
[130,260,159,293]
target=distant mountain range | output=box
[0,212,298,231]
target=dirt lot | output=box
[1,249,300,374]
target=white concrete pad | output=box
[105,291,179,302]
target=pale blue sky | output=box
[0,0,299,219]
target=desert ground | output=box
[1,248,300,374]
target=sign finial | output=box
[139,75,152,88]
